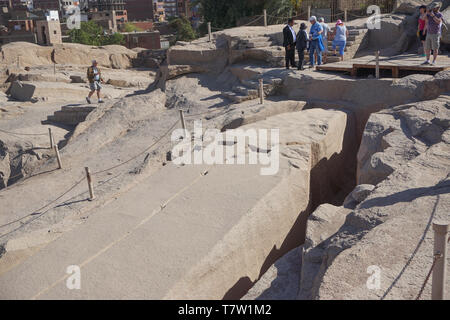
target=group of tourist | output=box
[283,16,349,70]
[283,1,444,70]
[418,2,443,66]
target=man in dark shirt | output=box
[296,23,309,70]
[283,18,297,69]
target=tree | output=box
[192,0,264,30]
[68,21,125,46]
[290,0,303,15]
[169,16,197,43]
[264,0,294,25]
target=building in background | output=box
[90,0,125,11]
[88,9,118,32]
[0,10,39,43]
[32,0,60,11]
[123,29,160,49]
[176,0,191,18]
[36,9,62,44]
[153,0,164,22]
[125,0,154,21]
[163,0,176,18]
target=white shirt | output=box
[288,25,296,42]
[93,67,100,81]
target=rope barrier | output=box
[415,252,443,300]
[0,128,48,136]
[239,15,264,27]
[91,118,180,176]
[380,193,441,300]
[0,113,182,239]
[0,175,84,239]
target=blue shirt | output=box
[310,22,323,40]
[334,25,347,41]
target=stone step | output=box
[327,39,360,47]
[246,41,273,48]
[47,105,96,126]
[60,105,96,112]
[324,56,341,63]
[232,85,258,97]
[221,91,255,104]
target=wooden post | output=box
[375,50,380,79]
[53,144,62,169]
[344,8,348,22]
[48,127,54,149]
[307,6,311,21]
[85,167,95,201]
[263,9,267,27]
[432,222,449,300]
[259,79,264,104]
[179,109,186,130]
[207,22,212,42]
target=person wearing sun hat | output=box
[296,22,309,70]
[86,60,104,104]
[331,19,349,62]
[422,2,443,66]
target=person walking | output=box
[283,18,297,69]
[86,60,104,104]
[422,2,443,66]
[296,23,309,70]
[319,17,330,64]
[418,5,427,56]
[331,19,349,62]
[309,16,323,67]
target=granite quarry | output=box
[0,7,449,300]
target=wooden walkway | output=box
[316,54,450,78]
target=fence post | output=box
[53,144,62,169]
[166,48,171,65]
[48,127,54,149]
[85,167,95,201]
[344,8,348,22]
[179,109,186,131]
[307,6,311,21]
[432,222,449,300]
[259,79,264,104]
[207,22,212,42]
[263,9,267,27]
[375,50,380,79]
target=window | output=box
[54,30,57,34]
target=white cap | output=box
[310,16,317,22]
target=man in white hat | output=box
[422,2,443,66]
[309,15,323,67]
[86,60,104,104]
